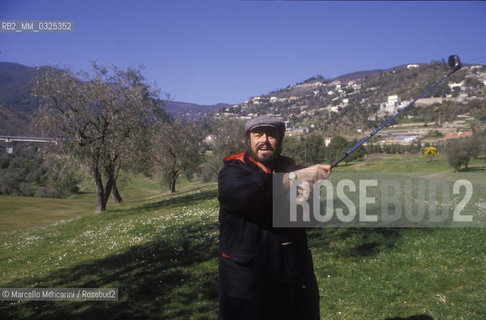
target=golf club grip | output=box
[330,153,348,168]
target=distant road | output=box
[0,135,56,153]
[0,135,56,143]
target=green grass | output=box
[0,179,220,320]
[0,174,194,232]
[0,155,485,319]
[0,193,94,231]
[335,153,448,173]
[308,228,486,319]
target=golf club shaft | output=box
[330,68,459,168]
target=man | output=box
[218,115,331,320]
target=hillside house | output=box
[203,135,215,144]
[329,106,339,113]
[378,95,403,115]
[448,81,464,90]
[295,82,324,89]
[387,95,401,106]
[444,131,473,140]
[393,136,420,144]
[323,137,332,147]
[287,127,309,136]
[407,64,420,69]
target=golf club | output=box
[330,55,462,168]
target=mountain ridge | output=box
[1,60,485,136]
[0,62,229,135]
[220,60,486,135]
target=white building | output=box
[203,135,216,144]
[377,95,406,117]
[324,137,332,147]
[448,81,464,90]
[329,106,339,113]
[387,95,401,106]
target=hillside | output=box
[0,62,44,135]
[2,60,485,136]
[0,62,227,135]
[219,60,486,136]
[0,62,41,113]
[164,101,228,120]
[0,102,34,136]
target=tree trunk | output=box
[110,164,123,204]
[103,165,115,209]
[94,168,105,213]
[168,171,178,194]
[111,181,123,204]
[169,178,176,194]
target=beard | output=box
[248,142,281,168]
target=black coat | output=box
[218,152,320,320]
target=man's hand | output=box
[294,164,331,183]
[282,164,331,190]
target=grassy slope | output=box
[0,176,220,319]
[0,156,485,319]
[314,154,486,319]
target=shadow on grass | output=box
[386,315,433,320]
[305,198,403,258]
[307,227,402,258]
[140,189,218,211]
[459,165,486,172]
[0,215,219,320]
[111,188,219,217]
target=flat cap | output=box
[245,115,285,135]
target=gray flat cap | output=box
[245,116,285,135]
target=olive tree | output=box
[326,136,349,164]
[444,137,476,172]
[282,133,327,166]
[150,119,202,194]
[33,63,160,213]
[200,118,246,182]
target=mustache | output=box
[257,143,274,150]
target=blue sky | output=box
[1,0,486,105]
